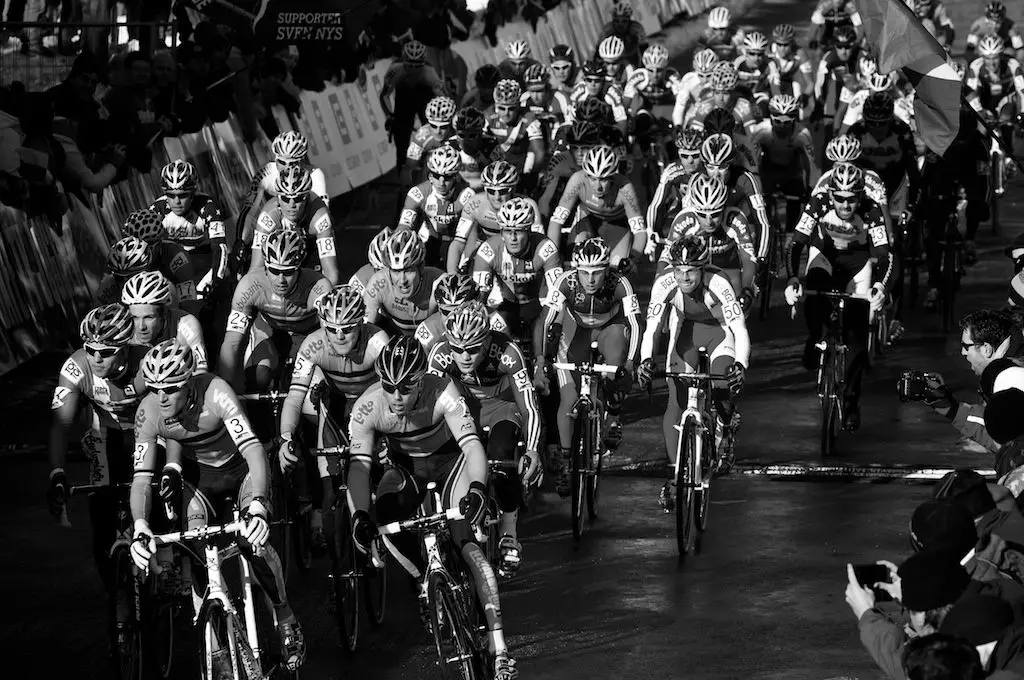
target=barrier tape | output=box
[605,457,999,481]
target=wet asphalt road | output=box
[3,0,1024,677]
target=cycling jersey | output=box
[473,233,562,317]
[810,0,862,30]
[454,192,545,267]
[598,21,647,64]
[811,166,889,209]
[520,89,572,141]
[568,84,629,127]
[696,28,745,62]
[94,242,197,307]
[716,167,772,260]
[624,67,683,110]
[770,46,814,97]
[543,268,641,357]
[672,71,714,126]
[134,307,209,373]
[380,62,446,119]
[660,208,758,290]
[752,124,820,183]
[846,118,920,197]
[407,125,455,167]
[251,195,339,284]
[149,192,226,259]
[226,268,332,337]
[414,309,508,351]
[916,3,955,42]
[445,135,503,190]
[688,92,759,132]
[967,17,1024,53]
[399,180,477,242]
[840,88,916,130]
[814,49,862,116]
[485,110,545,174]
[236,162,330,241]
[646,163,697,235]
[732,57,775,101]
[53,347,148,433]
[966,56,1024,113]
[461,88,495,115]
[347,263,377,297]
[363,266,444,335]
[549,171,646,235]
[498,57,543,85]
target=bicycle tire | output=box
[570,403,589,542]
[483,496,501,570]
[819,349,840,458]
[428,571,481,680]
[110,547,145,680]
[586,412,603,521]
[362,548,387,627]
[294,507,313,572]
[991,159,1002,235]
[153,596,177,680]
[675,422,698,558]
[198,602,262,680]
[271,465,292,583]
[695,426,713,534]
[332,503,360,652]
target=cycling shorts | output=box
[81,420,134,486]
[181,454,262,530]
[555,315,629,388]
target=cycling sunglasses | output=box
[696,209,725,222]
[678,150,701,160]
[267,265,299,277]
[830,192,859,205]
[276,160,301,169]
[279,194,305,205]
[485,187,514,197]
[771,115,796,124]
[429,171,458,181]
[584,77,605,85]
[449,342,484,356]
[85,344,121,359]
[429,122,452,131]
[165,191,193,199]
[152,383,187,397]
[325,323,359,336]
[494,105,517,114]
[381,381,417,395]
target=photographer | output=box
[900,311,1024,454]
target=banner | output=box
[324,88,377,188]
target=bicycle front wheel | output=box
[109,548,145,680]
[271,465,292,583]
[332,503,360,652]
[819,349,841,457]
[675,422,699,558]
[198,602,262,680]
[941,242,960,334]
[695,428,713,535]
[362,548,388,627]
[428,571,481,680]
[586,417,604,521]
[570,404,590,541]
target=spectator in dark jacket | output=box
[941,596,1024,679]
[936,469,1024,549]
[902,633,987,680]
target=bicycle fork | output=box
[672,389,708,494]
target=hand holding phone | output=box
[852,563,895,603]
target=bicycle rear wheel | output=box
[332,503,360,652]
[152,595,179,680]
[110,548,145,680]
[675,422,698,558]
[819,351,841,457]
[428,571,481,680]
[695,428,713,535]
[570,404,590,542]
[586,413,604,521]
[362,549,387,627]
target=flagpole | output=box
[959,94,1024,174]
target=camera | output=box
[898,370,940,403]
[853,563,894,603]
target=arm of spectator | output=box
[948,402,1003,453]
[230,49,260,143]
[53,132,125,194]
[857,609,909,680]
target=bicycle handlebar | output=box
[69,482,134,496]
[151,520,248,546]
[377,507,465,536]
[551,361,620,375]
[654,370,731,382]
[312,445,348,456]
[238,392,288,402]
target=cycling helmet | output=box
[768,94,799,119]
[263,229,306,268]
[708,6,731,30]
[497,197,536,230]
[867,72,894,93]
[829,162,865,193]
[834,26,857,48]
[434,273,479,313]
[122,209,165,245]
[582,145,619,179]
[703,107,737,135]
[772,24,796,45]
[742,31,769,53]
[425,96,457,125]
[275,165,313,198]
[642,44,669,70]
[523,63,548,88]
[825,135,862,163]
[575,96,610,122]
[426,145,462,175]
[549,44,575,65]
[444,300,491,347]
[107,237,153,277]
[317,285,365,327]
[863,91,895,124]
[368,227,396,270]
[475,64,501,89]
[121,271,174,306]
[858,55,878,78]
[914,0,932,18]
[567,121,603,147]
[454,107,486,134]
[693,49,719,76]
[574,237,611,269]
[581,59,608,79]
[375,335,427,386]
[676,127,704,152]
[700,133,734,166]
[710,62,738,92]
[80,303,134,346]
[598,36,625,62]
[493,79,522,107]
[383,228,425,269]
[987,2,1007,21]
[687,175,729,213]
[142,339,195,388]
[669,234,711,267]
[505,39,530,61]
[611,0,633,18]
[979,35,1005,58]
[481,161,520,190]
[161,160,197,192]
[271,131,308,163]
[402,40,426,64]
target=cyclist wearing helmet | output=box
[121,270,208,372]
[659,174,757,307]
[415,273,509,350]
[130,339,306,672]
[149,160,230,292]
[689,62,760,134]
[696,5,746,61]
[566,96,630,163]
[399,145,477,267]
[427,300,543,578]
[487,79,546,185]
[569,60,629,134]
[250,165,340,285]
[363,228,445,336]
[538,120,604,224]
[786,163,893,430]
[598,1,647,68]
[548,44,579,95]
[473,197,563,349]
[808,0,861,50]
[965,34,1024,153]
[811,136,890,212]
[380,40,446,169]
[520,63,572,143]
[498,38,542,86]
[462,64,501,114]
[220,230,333,392]
[347,335,519,680]
[448,106,502,191]
[638,234,750,504]
[700,106,760,174]
[625,44,683,155]
[595,35,634,89]
[838,71,916,133]
[967,2,1024,63]
[769,24,814,104]
[912,0,955,49]
[235,131,329,270]
[538,237,641,495]
[812,25,862,150]
[47,303,148,589]
[449,160,544,274]
[733,31,775,115]
[753,94,819,229]
[406,95,458,179]
[549,144,649,266]
[647,128,705,237]
[673,49,720,126]
[96,236,198,315]
[349,226,398,297]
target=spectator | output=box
[16,92,68,223]
[253,58,300,140]
[46,52,103,138]
[103,52,170,172]
[940,595,1024,678]
[985,389,1024,481]
[902,634,986,680]
[50,114,127,196]
[935,469,1024,548]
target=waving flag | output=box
[855,0,963,155]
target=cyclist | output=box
[249,165,340,286]
[548,44,579,96]
[625,45,682,153]
[520,64,572,143]
[596,35,634,89]
[547,145,650,268]
[399,145,477,267]
[912,0,955,50]
[733,31,774,116]
[965,35,1024,155]
[427,301,542,578]
[598,1,647,67]
[769,24,814,105]
[406,96,458,180]
[349,227,396,297]
[689,62,760,134]
[567,96,631,168]
[569,60,629,134]
[449,107,502,191]
[462,64,501,114]
[96,235,198,314]
[47,303,147,589]
[966,2,1024,63]
[659,174,758,308]
[121,270,208,372]
[488,79,546,189]
[673,49,719,127]
[219,230,332,392]
[129,339,305,672]
[647,128,705,239]
[364,228,445,336]
[235,131,329,272]
[449,161,544,274]
[117,210,200,304]
[498,39,542,85]
[785,163,893,430]
[415,273,509,350]
[811,135,892,240]
[808,0,861,50]
[702,106,760,173]
[149,160,229,294]
[812,26,862,154]
[837,72,916,133]
[696,5,746,61]
[379,40,447,170]
[754,94,819,231]
[537,238,641,496]
[347,335,518,680]
[637,235,749,508]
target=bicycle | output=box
[147,500,299,680]
[654,348,732,559]
[639,118,673,204]
[377,482,490,680]
[986,118,1016,235]
[552,340,618,542]
[937,200,966,334]
[474,433,524,579]
[762,190,802,320]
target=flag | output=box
[855,0,962,155]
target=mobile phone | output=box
[853,563,893,603]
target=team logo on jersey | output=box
[51,386,71,409]
[124,384,136,397]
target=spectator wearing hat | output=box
[940,596,1024,678]
[986,390,1024,484]
[936,469,1024,549]
[902,634,986,680]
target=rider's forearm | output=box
[446,239,466,274]
[47,421,69,472]
[731,323,752,368]
[639,325,660,362]
[320,254,341,286]
[462,439,488,488]
[348,457,372,514]
[218,332,245,388]
[130,473,154,524]
[238,440,270,501]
